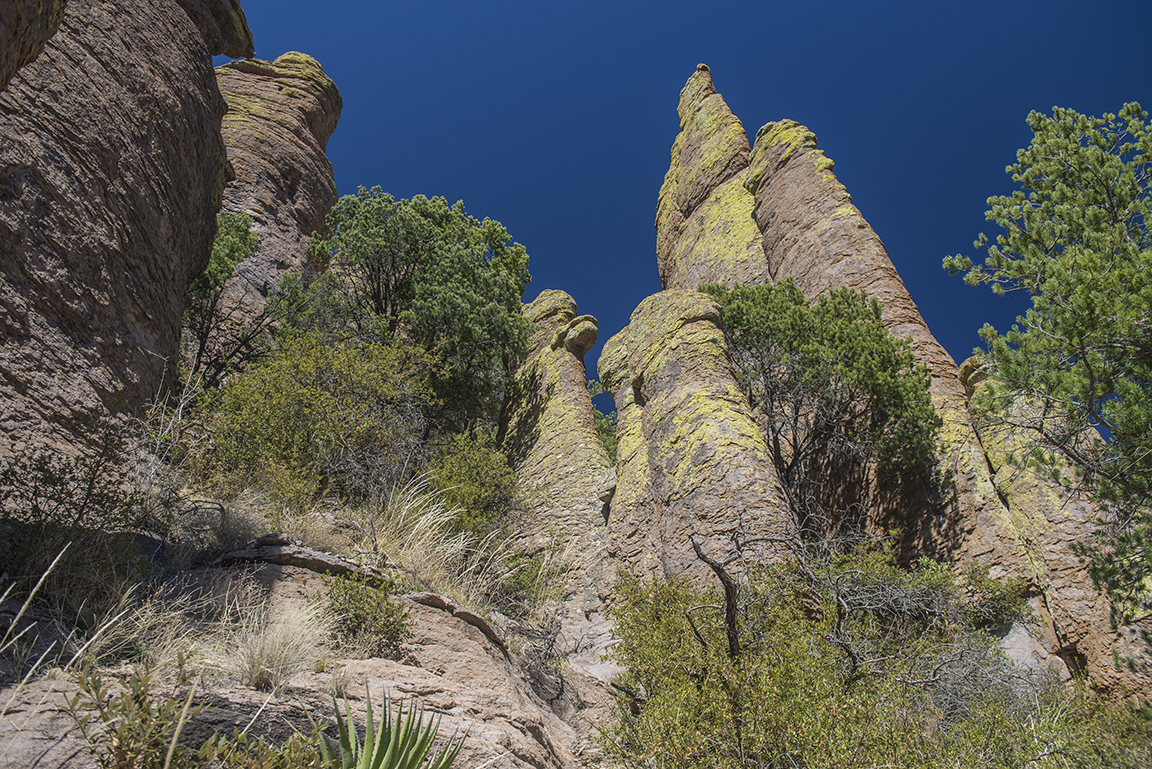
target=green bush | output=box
[426,431,517,538]
[322,572,412,660]
[703,280,940,536]
[212,333,435,510]
[605,542,1147,768]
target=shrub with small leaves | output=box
[212,333,435,510]
[426,431,517,538]
[322,572,412,659]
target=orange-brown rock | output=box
[0,0,252,454]
[0,0,66,92]
[597,289,791,580]
[214,53,342,328]
[502,290,618,681]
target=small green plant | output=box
[314,688,465,769]
[321,573,412,659]
[67,663,208,769]
[206,728,326,769]
[587,379,617,464]
[211,333,435,510]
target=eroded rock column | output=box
[215,52,342,326]
[598,289,790,580]
[503,290,617,680]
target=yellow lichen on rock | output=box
[598,290,789,578]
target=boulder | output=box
[0,0,250,455]
[213,52,342,331]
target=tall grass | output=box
[344,478,517,610]
[198,576,331,692]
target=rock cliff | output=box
[0,0,252,454]
[603,63,1152,697]
[214,52,342,330]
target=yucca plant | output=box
[315,688,465,769]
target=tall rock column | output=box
[598,289,790,580]
[634,63,1152,697]
[741,105,1017,567]
[0,0,253,453]
[214,52,342,327]
[502,290,617,680]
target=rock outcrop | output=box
[607,62,1152,697]
[214,52,342,328]
[0,0,66,92]
[0,0,252,454]
[960,360,1152,691]
[598,289,790,579]
[655,65,767,292]
[503,291,618,681]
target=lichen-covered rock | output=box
[655,64,768,291]
[0,0,66,92]
[213,52,342,331]
[0,0,235,454]
[635,64,1150,698]
[503,290,617,681]
[598,289,791,579]
[960,360,1152,695]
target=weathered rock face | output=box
[598,289,791,579]
[960,361,1152,693]
[0,0,66,92]
[0,0,251,454]
[214,52,342,328]
[172,0,254,58]
[616,63,1152,697]
[655,64,767,292]
[502,290,618,681]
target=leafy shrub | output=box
[212,333,435,510]
[68,663,209,769]
[426,431,517,538]
[321,572,412,659]
[587,379,617,464]
[704,280,940,537]
[605,540,1139,768]
[183,212,262,386]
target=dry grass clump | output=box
[196,576,331,692]
[341,478,516,609]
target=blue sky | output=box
[219,0,1152,393]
